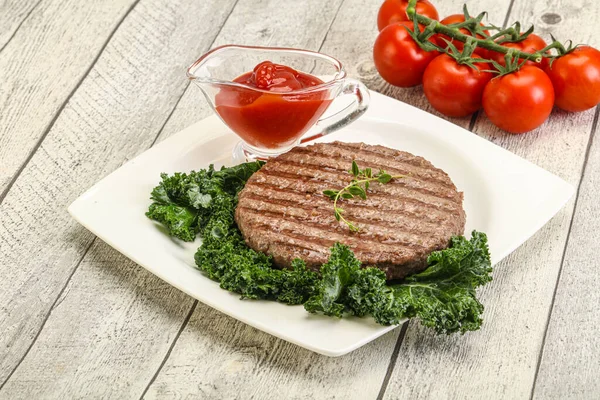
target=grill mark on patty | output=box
[237,194,457,234]
[275,150,452,188]
[329,141,444,171]
[265,242,329,266]
[236,206,438,250]
[239,184,461,226]
[270,239,426,279]
[245,177,463,216]
[261,159,463,205]
[242,223,428,262]
[244,228,331,258]
[242,227,434,276]
[285,144,454,187]
[289,142,431,169]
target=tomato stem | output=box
[406,0,544,63]
[540,37,570,56]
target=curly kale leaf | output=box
[213,160,265,195]
[345,268,402,324]
[193,192,318,304]
[304,243,361,317]
[195,221,318,304]
[417,231,492,288]
[146,203,198,242]
[277,259,320,305]
[305,232,492,334]
[150,169,215,208]
[146,170,214,241]
[304,246,403,323]
[392,231,493,334]
[145,162,262,242]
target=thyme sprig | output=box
[323,161,403,232]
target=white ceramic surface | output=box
[68,91,574,357]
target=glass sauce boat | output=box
[187,45,370,162]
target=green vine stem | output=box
[405,0,546,63]
[439,37,491,70]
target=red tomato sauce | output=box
[214,61,331,150]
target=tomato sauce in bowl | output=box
[214,61,333,150]
[187,45,370,161]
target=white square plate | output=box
[69,91,574,357]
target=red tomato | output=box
[487,33,548,68]
[423,54,493,117]
[482,66,554,134]
[373,21,439,87]
[437,14,490,53]
[377,0,439,31]
[544,46,600,112]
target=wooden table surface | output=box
[1,0,598,398]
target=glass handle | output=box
[300,79,370,144]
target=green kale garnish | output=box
[146,202,198,242]
[303,232,492,334]
[145,162,264,242]
[393,232,492,334]
[304,243,362,317]
[147,161,318,304]
[146,162,493,334]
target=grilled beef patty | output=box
[234,142,466,280]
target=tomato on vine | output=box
[544,46,600,112]
[437,14,490,53]
[373,21,439,87]
[487,33,548,68]
[377,0,439,31]
[483,65,555,133]
[423,53,493,117]
[372,0,600,134]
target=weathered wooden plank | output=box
[144,303,400,400]
[532,114,600,400]
[382,0,600,398]
[0,0,237,391]
[0,0,40,51]
[1,241,194,399]
[0,0,139,197]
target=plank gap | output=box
[0,237,97,391]
[0,0,144,207]
[317,0,345,52]
[502,0,517,28]
[0,0,43,54]
[138,300,198,400]
[529,105,600,400]
[376,321,410,400]
[468,110,480,131]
